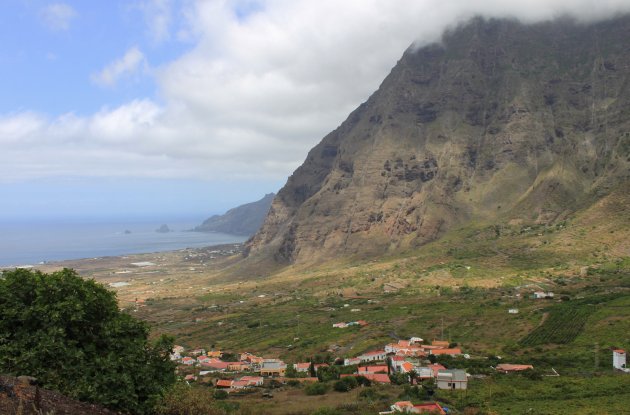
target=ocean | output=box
[0,218,247,267]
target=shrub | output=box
[213,389,229,400]
[0,268,175,414]
[305,382,329,396]
[333,376,358,392]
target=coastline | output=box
[9,243,245,305]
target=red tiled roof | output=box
[613,349,626,353]
[363,373,391,383]
[413,402,446,414]
[430,364,446,377]
[359,365,388,374]
[216,380,232,387]
[401,362,414,372]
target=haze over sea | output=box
[0,218,246,267]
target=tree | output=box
[0,268,176,414]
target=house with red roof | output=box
[215,379,233,388]
[358,365,389,375]
[293,362,311,373]
[429,348,461,356]
[240,376,264,386]
[181,356,195,366]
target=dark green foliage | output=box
[304,382,329,395]
[332,376,358,392]
[213,389,229,400]
[0,268,176,414]
[317,365,340,382]
[389,372,410,385]
[520,303,597,346]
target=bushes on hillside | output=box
[0,268,176,414]
[305,382,330,395]
[333,376,358,392]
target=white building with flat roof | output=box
[613,349,628,372]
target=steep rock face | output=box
[247,16,630,264]
[195,193,275,236]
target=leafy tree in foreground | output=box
[0,268,176,414]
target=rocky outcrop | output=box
[195,193,275,236]
[247,16,630,264]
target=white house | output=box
[532,291,554,299]
[508,308,519,314]
[437,369,467,390]
[344,357,362,366]
[613,349,628,372]
[359,350,387,362]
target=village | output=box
[168,331,630,414]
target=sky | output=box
[1,0,630,221]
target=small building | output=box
[532,291,554,299]
[294,362,311,373]
[260,359,286,377]
[437,369,467,390]
[414,367,434,380]
[216,379,233,388]
[358,365,389,375]
[344,357,362,366]
[431,340,450,348]
[181,357,196,366]
[359,350,387,362]
[508,308,519,314]
[613,349,627,371]
[240,376,264,386]
[207,350,222,358]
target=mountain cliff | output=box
[195,193,275,236]
[246,16,630,265]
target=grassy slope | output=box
[136,185,630,414]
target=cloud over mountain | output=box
[4,0,630,184]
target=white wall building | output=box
[613,349,627,371]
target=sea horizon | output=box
[0,217,247,267]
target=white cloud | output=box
[40,3,77,32]
[91,47,147,87]
[5,0,630,184]
[136,0,173,43]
